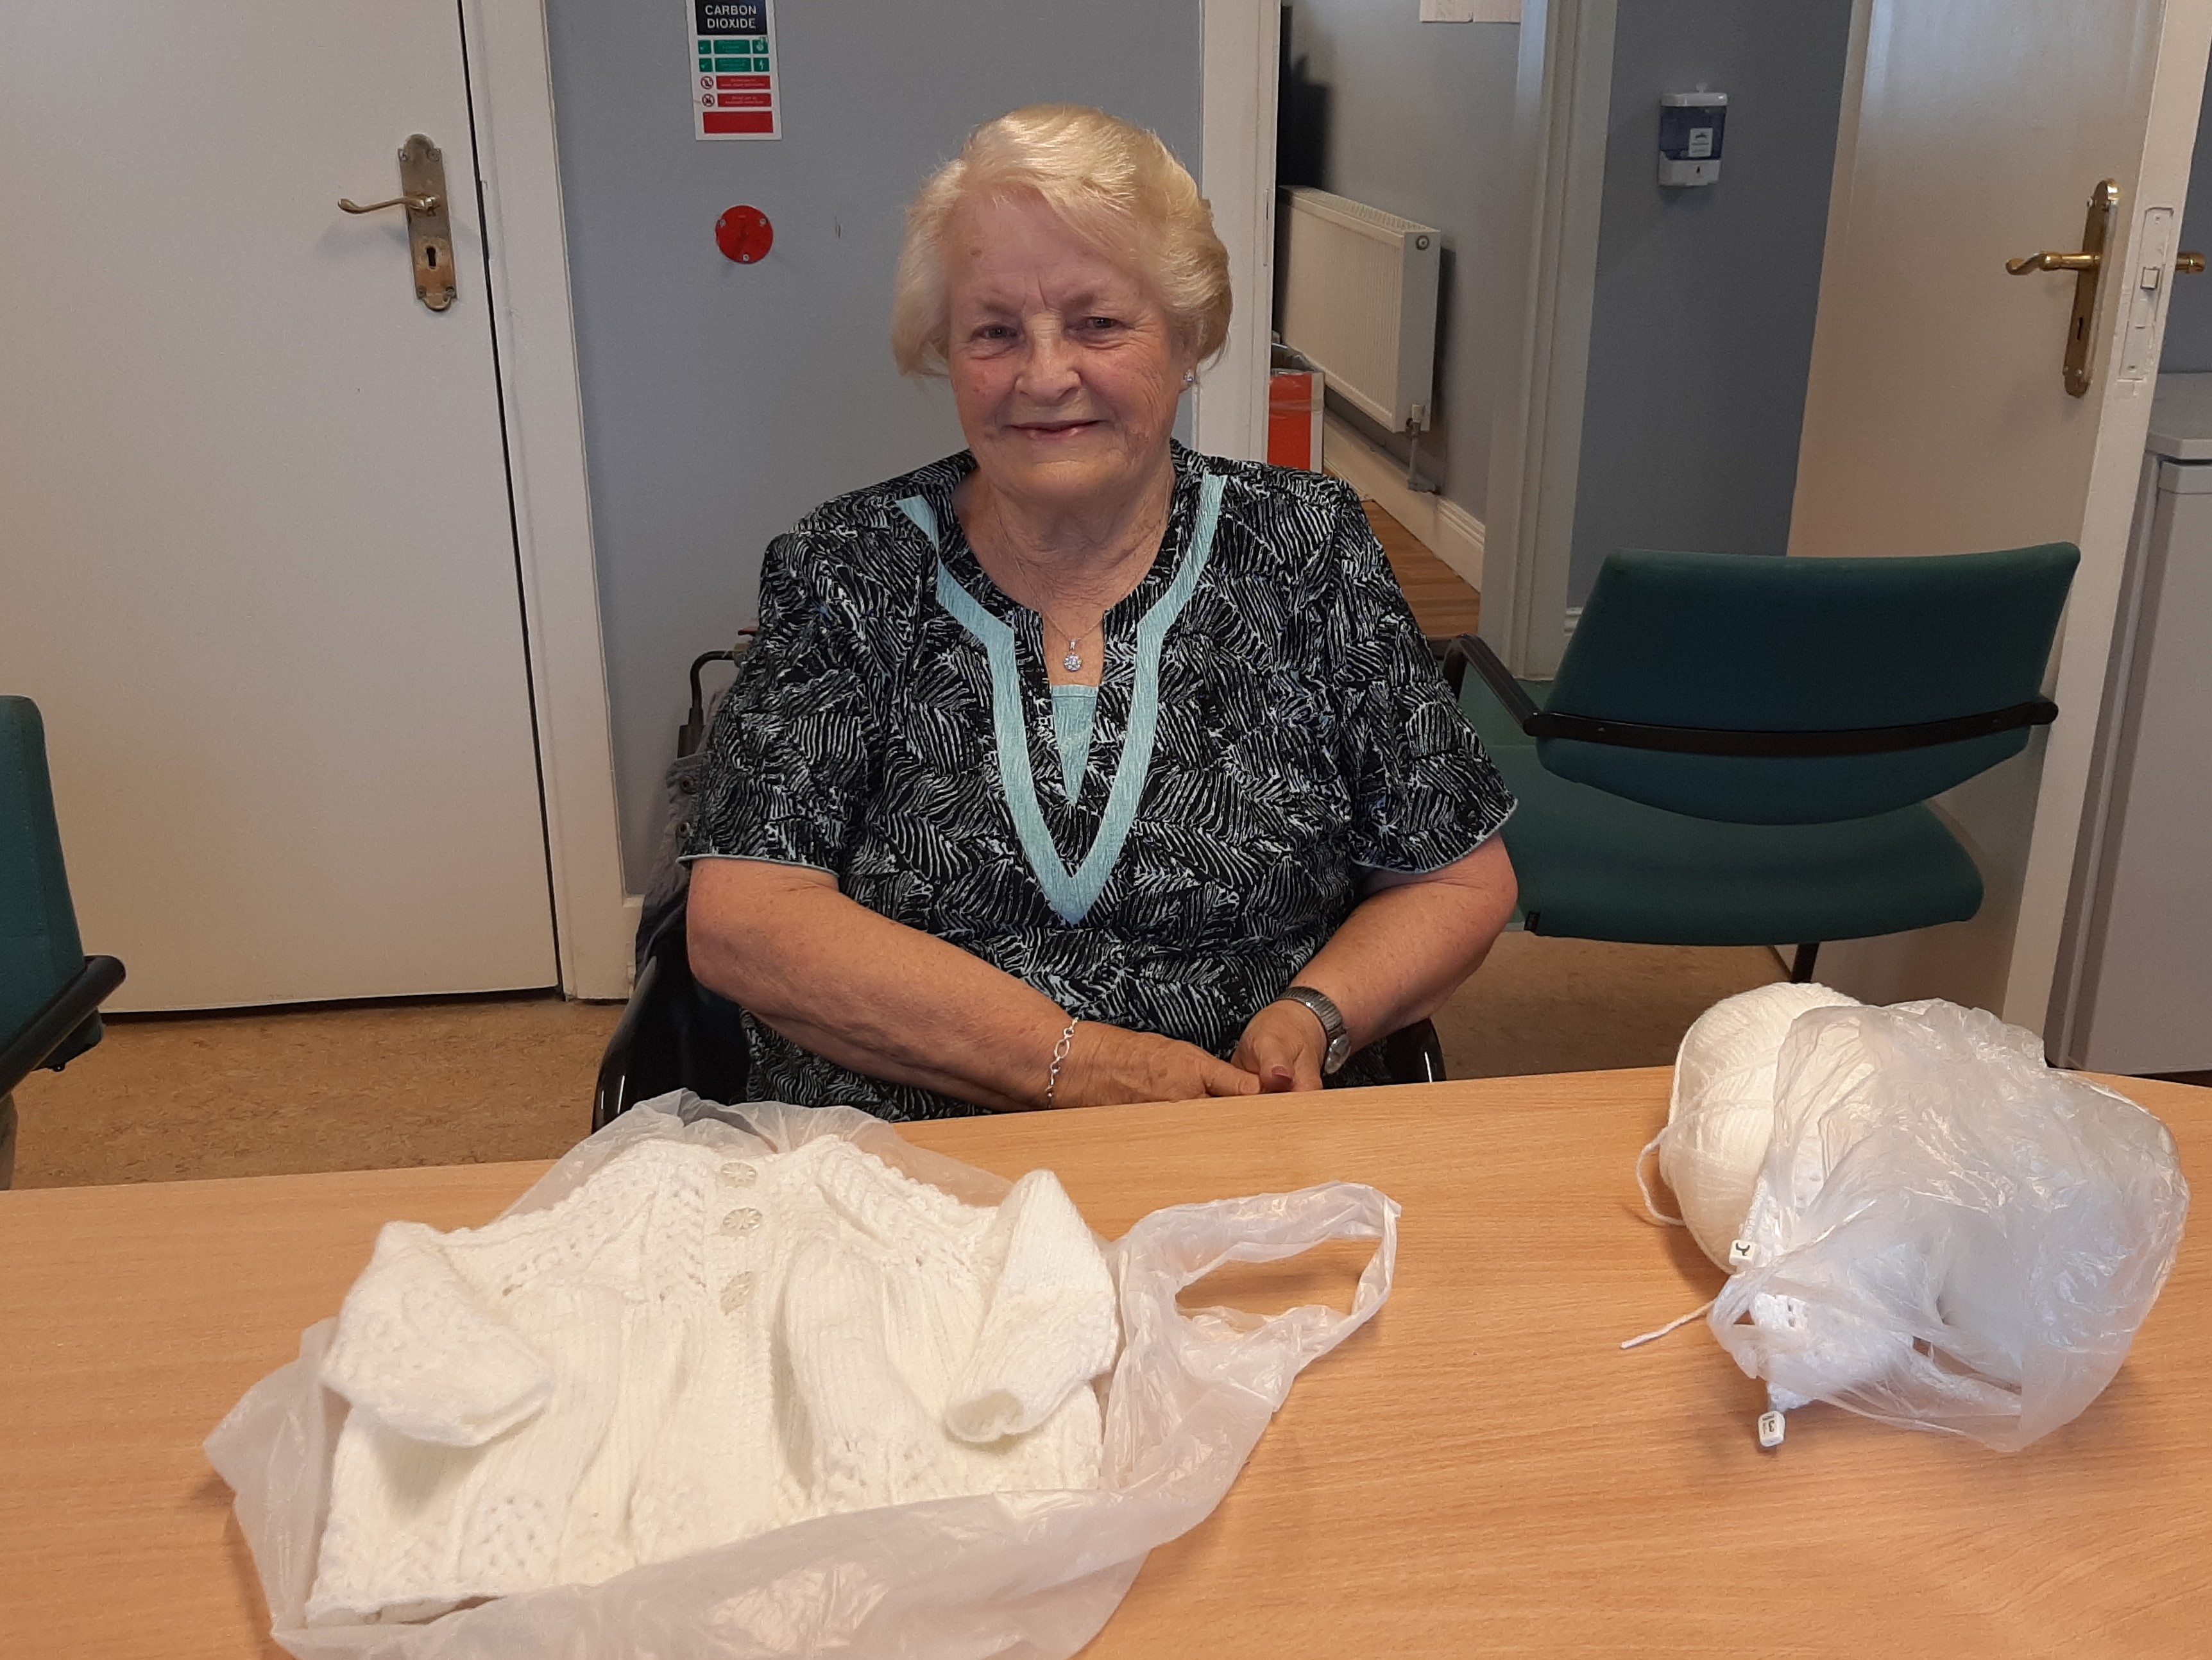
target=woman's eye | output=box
[1080,316,1122,332]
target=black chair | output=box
[593,896,1447,1131]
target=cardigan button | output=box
[720,1206,763,1236]
[718,1160,759,1188]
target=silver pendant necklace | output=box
[1060,634,1084,673]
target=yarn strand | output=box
[1619,1298,1716,1351]
[1635,1132,1687,1228]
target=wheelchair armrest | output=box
[1440,634,1541,731]
[0,954,126,1100]
[1374,1018,1446,1086]
[593,952,663,1133]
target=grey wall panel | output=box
[2160,74,2212,371]
[1568,0,1852,605]
[1277,3,1521,520]
[544,1,1202,885]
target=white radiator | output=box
[1277,187,1442,432]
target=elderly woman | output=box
[685,105,1517,1119]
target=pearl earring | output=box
[1184,371,1196,385]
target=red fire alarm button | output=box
[715,205,774,264]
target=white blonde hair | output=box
[890,105,1232,377]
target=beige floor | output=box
[11,995,623,1188]
[8,938,1782,1188]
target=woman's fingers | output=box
[1234,1001,1327,1093]
[1199,1052,1263,1097]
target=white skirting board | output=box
[1321,415,1485,590]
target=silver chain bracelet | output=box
[1044,1018,1079,1108]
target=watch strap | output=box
[1277,985,1351,1075]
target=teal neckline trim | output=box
[1050,684,1098,804]
[896,494,939,544]
[906,472,1225,923]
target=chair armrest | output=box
[1440,634,1542,731]
[593,950,663,1133]
[0,955,126,1100]
[1374,1018,1446,1086]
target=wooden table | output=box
[3,1069,2208,1657]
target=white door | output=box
[1785,0,2212,1031]
[0,1,558,1010]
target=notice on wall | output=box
[690,0,779,141]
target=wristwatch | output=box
[1275,986,1352,1075]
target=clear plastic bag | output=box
[206,1095,1399,1659]
[1711,999,2190,1450]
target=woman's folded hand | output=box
[1053,1023,1261,1109]
[1230,1000,1329,1095]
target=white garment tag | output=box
[1757,1410,1787,1449]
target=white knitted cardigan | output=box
[307,1133,1119,1626]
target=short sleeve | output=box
[1323,497,1515,873]
[684,531,882,873]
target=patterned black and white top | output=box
[685,443,1515,1119]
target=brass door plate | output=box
[341,135,457,311]
[2061,180,2119,397]
[2007,180,2118,397]
[396,134,457,312]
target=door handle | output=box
[339,134,455,312]
[2005,178,2119,397]
[2005,250,2100,274]
[338,193,440,216]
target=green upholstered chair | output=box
[1444,544,2079,983]
[1,697,126,1187]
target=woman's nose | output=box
[1016,325,1081,399]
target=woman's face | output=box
[942,192,1195,517]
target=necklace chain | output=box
[969,477,1171,679]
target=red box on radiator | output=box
[1267,369,1325,472]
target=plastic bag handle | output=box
[1112,1181,1400,1397]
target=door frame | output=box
[462,0,630,1000]
[1195,0,1281,462]
[1479,0,1616,678]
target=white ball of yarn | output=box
[1660,981,1862,1267]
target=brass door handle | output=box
[337,135,455,312]
[2009,179,2120,397]
[2007,249,2101,275]
[337,193,440,216]
[2180,252,2208,275]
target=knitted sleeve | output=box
[944,1170,1119,1443]
[320,1222,555,1448]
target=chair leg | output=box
[1790,943,1821,984]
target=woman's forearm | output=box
[686,857,1068,1112]
[1291,836,1519,1052]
